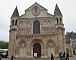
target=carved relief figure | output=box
[32,6,40,16]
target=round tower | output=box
[8,6,19,57]
[54,4,65,53]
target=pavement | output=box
[55,55,76,60]
[1,55,76,60]
[69,55,76,60]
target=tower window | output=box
[56,18,58,23]
[11,20,14,25]
[15,20,17,25]
[60,17,62,23]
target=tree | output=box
[0,40,8,49]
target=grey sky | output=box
[0,0,76,41]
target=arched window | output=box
[60,17,62,23]
[15,20,17,25]
[33,21,40,34]
[56,18,58,23]
[11,20,14,25]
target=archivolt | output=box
[30,39,43,46]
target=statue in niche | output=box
[21,43,25,48]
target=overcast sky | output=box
[0,0,76,41]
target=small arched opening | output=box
[11,20,14,25]
[56,18,58,23]
[15,20,17,25]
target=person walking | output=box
[73,50,75,55]
[59,52,64,60]
[63,51,65,60]
[67,52,69,60]
[11,56,14,60]
[51,53,54,60]
[0,57,1,60]
[65,52,69,60]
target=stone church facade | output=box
[8,2,65,58]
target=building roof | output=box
[11,6,19,18]
[66,32,76,39]
[65,31,76,43]
[54,4,63,16]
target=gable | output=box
[19,2,53,18]
[25,2,47,11]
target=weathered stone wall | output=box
[9,3,65,58]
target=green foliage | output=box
[0,40,8,49]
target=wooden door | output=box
[33,43,41,57]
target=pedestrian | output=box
[66,52,69,60]
[0,57,1,60]
[59,52,63,60]
[51,53,54,60]
[63,51,65,60]
[73,50,75,55]
[11,56,13,60]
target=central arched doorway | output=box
[33,43,41,57]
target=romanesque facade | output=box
[8,2,65,58]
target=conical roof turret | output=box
[11,6,19,18]
[54,4,62,16]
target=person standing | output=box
[11,56,13,60]
[51,53,54,60]
[59,52,63,60]
[73,50,75,55]
[0,57,1,60]
[63,52,65,60]
[65,52,69,60]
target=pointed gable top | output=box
[11,6,19,18]
[25,2,47,11]
[54,4,62,16]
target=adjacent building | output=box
[65,32,76,56]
